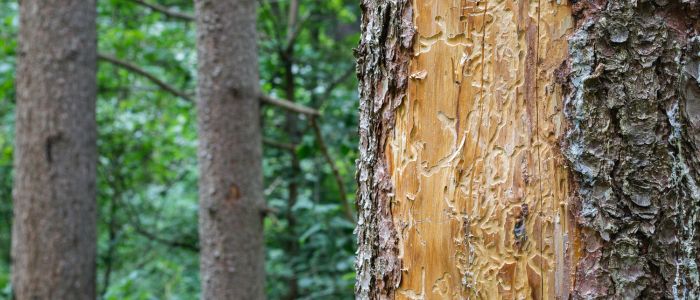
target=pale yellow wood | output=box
[387,1,577,299]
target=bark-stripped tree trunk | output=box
[194,0,265,299]
[12,1,97,299]
[356,0,700,299]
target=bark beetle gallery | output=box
[356,0,700,299]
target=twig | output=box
[130,0,195,21]
[264,176,284,196]
[309,118,355,222]
[322,65,355,100]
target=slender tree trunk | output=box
[12,1,97,299]
[194,0,265,299]
[282,49,301,300]
[101,191,119,298]
[281,3,301,298]
[356,0,700,299]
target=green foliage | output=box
[0,0,358,299]
[0,2,17,298]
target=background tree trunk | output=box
[194,0,265,299]
[357,0,700,299]
[281,38,302,300]
[12,1,97,299]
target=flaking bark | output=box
[563,1,700,298]
[355,0,414,299]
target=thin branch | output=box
[132,225,200,252]
[101,196,121,298]
[98,53,195,102]
[263,138,297,151]
[285,0,299,43]
[284,1,312,51]
[130,0,195,21]
[320,65,355,101]
[260,94,320,116]
[264,176,284,196]
[309,117,355,222]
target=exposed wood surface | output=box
[387,1,576,298]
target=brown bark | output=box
[12,1,97,299]
[194,0,265,299]
[355,0,413,299]
[564,1,700,298]
[358,0,700,299]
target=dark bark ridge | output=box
[355,0,414,299]
[563,0,700,298]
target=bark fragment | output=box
[356,0,414,299]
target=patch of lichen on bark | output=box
[563,0,699,298]
[355,0,414,299]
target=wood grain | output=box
[387,1,577,298]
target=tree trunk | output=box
[282,43,301,300]
[12,1,97,299]
[356,0,700,299]
[194,0,266,299]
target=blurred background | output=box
[0,0,360,298]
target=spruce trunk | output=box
[12,1,98,299]
[194,0,265,298]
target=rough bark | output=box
[194,0,265,299]
[563,1,700,298]
[355,0,414,299]
[12,0,97,299]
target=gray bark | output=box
[194,0,265,299]
[564,0,699,298]
[12,1,97,299]
[355,1,414,299]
